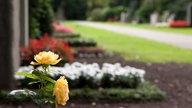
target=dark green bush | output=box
[87,8,104,21]
[54,33,81,39]
[63,0,88,20]
[101,73,142,88]
[66,38,97,47]
[70,82,166,101]
[0,82,165,103]
[29,0,54,38]
[88,6,127,21]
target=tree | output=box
[29,0,54,38]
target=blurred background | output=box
[0,0,192,108]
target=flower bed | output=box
[169,20,189,28]
[8,62,165,103]
[20,34,74,66]
[54,33,81,39]
[1,82,165,103]
[74,48,113,58]
[52,21,73,33]
[16,62,145,89]
[66,38,97,47]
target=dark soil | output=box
[1,55,192,108]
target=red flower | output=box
[169,20,189,28]
[20,33,74,66]
[40,33,55,51]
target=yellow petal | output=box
[30,61,40,65]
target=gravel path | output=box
[76,21,192,49]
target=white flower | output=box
[16,62,146,82]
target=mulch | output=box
[1,54,192,108]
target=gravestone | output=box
[167,14,175,23]
[150,12,159,25]
[162,11,170,23]
[187,3,192,26]
[120,12,128,23]
[0,0,20,89]
[56,4,65,21]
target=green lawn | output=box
[104,22,192,35]
[63,21,192,63]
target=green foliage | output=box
[17,69,55,84]
[88,6,127,21]
[54,33,81,39]
[50,0,88,20]
[3,91,31,103]
[66,38,97,47]
[87,8,103,21]
[16,66,56,107]
[50,0,192,22]
[17,72,39,79]
[70,82,166,101]
[63,0,88,20]
[136,0,156,23]
[0,82,165,103]
[29,0,54,38]
[100,73,142,88]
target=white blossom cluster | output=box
[16,62,145,82]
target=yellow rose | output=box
[53,76,69,108]
[30,51,61,65]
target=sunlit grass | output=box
[63,21,192,63]
[104,22,192,35]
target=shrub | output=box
[29,0,54,38]
[20,34,74,66]
[1,82,166,103]
[62,0,88,20]
[88,6,126,21]
[74,48,113,58]
[52,22,73,33]
[54,33,81,39]
[87,8,104,21]
[66,38,97,47]
[69,82,166,101]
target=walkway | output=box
[76,21,192,49]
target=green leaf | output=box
[32,70,55,83]
[44,83,54,91]
[28,81,40,85]
[16,72,39,79]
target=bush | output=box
[54,33,81,39]
[70,82,166,101]
[135,0,155,23]
[63,0,88,20]
[52,22,74,33]
[88,6,126,21]
[0,82,166,103]
[66,38,97,47]
[29,0,54,38]
[20,34,74,66]
[74,48,113,58]
[87,8,104,21]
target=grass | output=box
[104,22,192,35]
[63,21,192,63]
